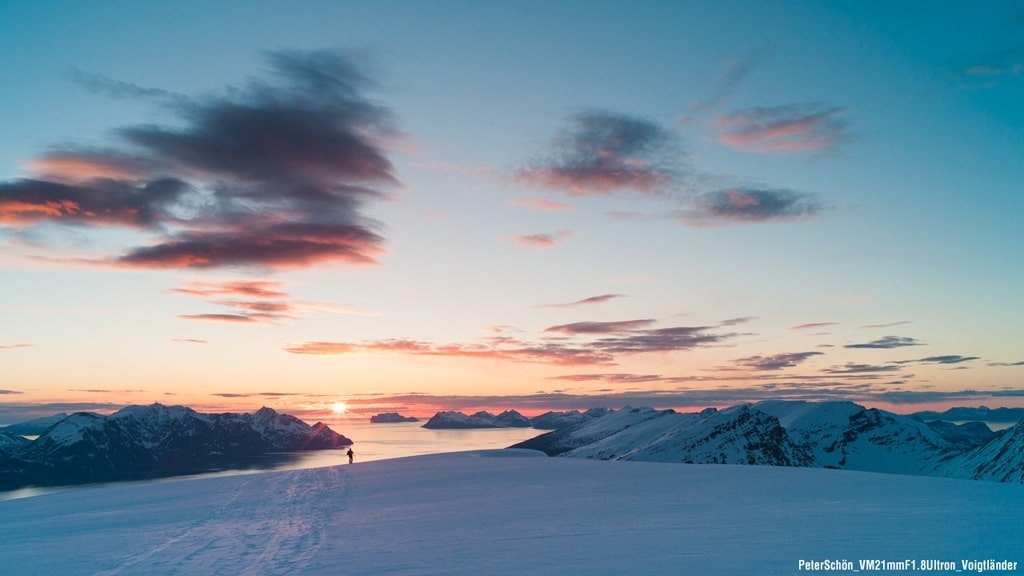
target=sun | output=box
[331,402,348,415]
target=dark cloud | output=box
[733,351,824,371]
[544,319,655,334]
[715,103,849,154]
[989,360,1024,367]
[821,363,902,375]
[516,111,678,196]
[0,48,397,270]
[537,294,627,308]
[914,355,981,365]
[677,187,822,226]
[845,336,923,349]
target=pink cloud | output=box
[510,197,573,211]
[715,104,848,154]
[510,230,573,249]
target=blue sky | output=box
[1,1,1023,422]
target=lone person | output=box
[347,448,354,464]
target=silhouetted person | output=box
[347,448,354,464]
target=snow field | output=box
[2,450,1023,575]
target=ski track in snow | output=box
[93,466,348,576]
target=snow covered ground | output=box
[2,450,1023,575]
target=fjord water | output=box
[0,421,544,500]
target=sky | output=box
[1,0,1023,423]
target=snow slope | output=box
[2,450,1023,575]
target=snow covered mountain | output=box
[513,400,1024,483]
[0,404,351,491]
[0,413,69,436]
[422,409,533,429]
[529,407,612,429]
[939,420,1024,483]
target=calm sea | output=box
[0,422,545,501]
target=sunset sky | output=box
[2,1,1023,424]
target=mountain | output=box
[1,413,69,436]
[422,410,532,429]
[513,400,1024,483]
[910,406,1024,423]
[529,408,612,429]
[938,420,1024,483]
[923,420,995,450]
[515,405,812,467]
[0,404,351,491]
[370,412,419,423]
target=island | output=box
[370,412,420,423]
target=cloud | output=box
[0,48,397,270]
[913,355,981,365]
[790,322,837,330]
[171,338,208,344]
[544,319,655,334]
[733,351,824,371]
[951,45,1024,85]
[861,321,910,329]
[821,363,902,375]
[170,280,289,299]
[0,344,33,350]
[537,294,627,308]
[989,360,1024,367]
[510,197,573,211]
[677,187,822,226]
[0,389,23,394]
[285,321,738,365]
[177,313,259,323]
[510,230,573,249]
[169,278,360,324]
[845,336,923,349]
[516,111,678,196]
[690,51,771,111]
[715,103,849,154]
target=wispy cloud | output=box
[861,321,911,329]
[989,360,1024,367]
[790,322,837,330]
[536,294,627,308]
[821,362,902,375]
[516,111,678,196]
[732,351,824,371]
[510,230,573,249]
[690,51,771,111]
[544,319,655,334]
[170,278,366,324]
[285,320,740,365]
[0,389,23,394]
[171,338,208,344]
[1,48,397,270]
[845,336,923,349]
[0,344,33,350]
[677,187,822,226]
[510,197,573,212]
[903,355,981,365]
[715,104,849,155]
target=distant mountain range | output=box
[0,404,351,491]
[370,412,420,423]
[909,406,1024,423]
[511,401,1024,484]
[421,408,612,430]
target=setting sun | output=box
[331,402,348,415]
